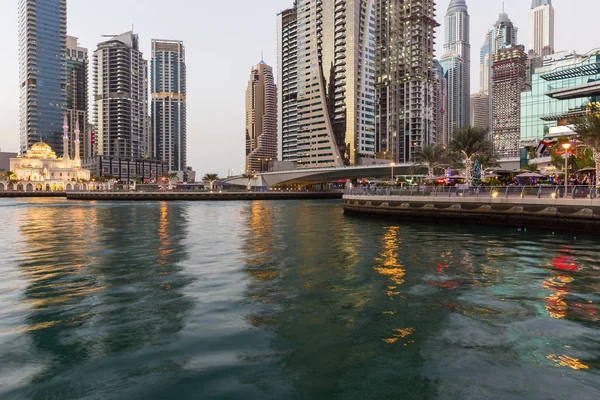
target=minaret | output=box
[63,115,70,167]
[74,119,81,164]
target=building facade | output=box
[294,0,376,168]
[18,0,67,155]
[480,11,519,135]
[440,0,470,144]
[521,50,600,145]
[277,6,299,163]
[93,32,149,160]
[245,61,278,173]
[470,92,489,131]
[375,0,438,163]
[151,39,187,172]
[529,0,554,58]
[66,36,90,160]
[491,45,528,159]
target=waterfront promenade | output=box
[344,186,600,233]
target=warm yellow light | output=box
[562,143,572,151]
[492,192,499,198]
[390,163,396,167]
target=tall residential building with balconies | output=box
[294,0,376,168]
[18,0,67,155]
[479,10,518,135]
[277,5,299,162]
[151,40,186,172]
[440,0,470,144]
[375,0,438,163]
[66,36,90,160]
[530,0,554,58]
[93,32,149,160]
[491,45,528,159]
[245,60,278,173]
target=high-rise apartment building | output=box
[66,36,90,160]
[151,40,187,172]
[93,32,149,160]
[245,61,277,173]
[375,0,438,163]
[479,10,519,135]
[432,59,445,144]
[491,45,528,159]
[277,5,299,162]
[440,0,470,144]
[294,0,376,168]
[18,0,67,155]
[530,0,554,58]
[470,92,489,131]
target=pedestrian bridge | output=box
[223,163,425,187]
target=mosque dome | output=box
[26,142,57,159]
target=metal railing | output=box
[345,185,599,200]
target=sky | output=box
[0,0,598,177]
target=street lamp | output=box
[390,162,395,186]
[562,142,572,196]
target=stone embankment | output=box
[343,195,600,233]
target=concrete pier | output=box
[343,194,600,233]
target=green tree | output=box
[575,112,600,186]
[4,170,18,183]
[412,144,449,177]
[449,126,494,184]
[203,173,220,191]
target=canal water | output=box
[0,198,599,399]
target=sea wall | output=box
[343,195,600,233]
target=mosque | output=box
[0,117,91,192]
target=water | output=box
[0,198,599,400]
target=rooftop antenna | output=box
[261,49,264,62]
[502,1,505,13]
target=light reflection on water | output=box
[0,198,599,399]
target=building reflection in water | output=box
[15,200,193,396]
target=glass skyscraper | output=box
[440,0,471,144]
[151,40,187,172]
[18,0,67,155]
[66,36,90,160]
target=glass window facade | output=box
[520,51,600,144]
[18,0,67,155]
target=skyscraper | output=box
[375,0,438,163]
[479,10,518,134]
[277,5,299,162]
[530,0,554,58]
[245,60,277,173]
[294,0,376,168]
[470,92,489,131]
[440,0,470,144]
[151,40,187,172]
[18,0,67,155]
[491,45,528,159]
[66,36,90,160]
[432,59,445,144]
[93,32,149,159]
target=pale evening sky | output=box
[0,0,597,176]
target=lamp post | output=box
[562,142,572,196]
[390,162,395,187]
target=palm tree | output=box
[203,173,220,191]
[575,112,600,186]
[5,170,18,183]
[241,173,254,190]
[449,126,494,184]
[412,144,449,177]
